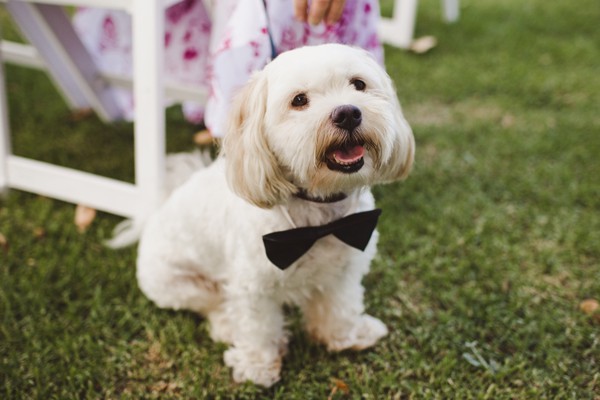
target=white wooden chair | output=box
[379,0,460,49]
[0,0,207,222]
[0,0,458,223]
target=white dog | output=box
[136,44,415,387]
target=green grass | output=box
[1,0,599,398]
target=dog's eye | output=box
[351,79,366,91]
[291,93,309,108]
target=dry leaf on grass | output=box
[410,36,437,54]
[579,299,599,315]
[68,108,94,122]
[328,378,350,399]
[0,232,8,253]
[33,227,46,239]
[75,204,97,233]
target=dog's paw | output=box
[208,312,234,345]
[223,347,282,387]
[324,314,389,352]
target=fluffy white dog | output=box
[137,44,415,387]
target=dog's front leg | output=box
[301,267,388,352]
[221,289,287,387]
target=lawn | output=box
[1,0,599,398]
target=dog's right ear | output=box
[223,71,296,208]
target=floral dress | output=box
[73,0,382,137]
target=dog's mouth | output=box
[325,142,365,173]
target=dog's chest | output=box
[283,235,359,290]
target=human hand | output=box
[294,0,347,26]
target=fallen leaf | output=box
[69,108,94,122]
[75,204,97,233]
[0,232,8,253]
[410,36,437,54]
[33,227,46,239]
[580,299,599,315]
[328,378,350,399]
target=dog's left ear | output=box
[385,95,415,181]
[378,75,415,183]
[223,71,296,208]
[354,48,415,183]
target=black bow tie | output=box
[262,209,382,270]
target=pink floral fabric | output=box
[73,0,382,137]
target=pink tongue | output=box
[333,145,365,163]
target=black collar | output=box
[294,189,348,204]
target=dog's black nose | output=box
[331,105,362,131]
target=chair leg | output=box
[395,0,419,47]
[131,0,166,221]
[5,1,121,122]
[0,42,11,193]
[442,0,460,23]
[378,0,418,49]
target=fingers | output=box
[294,0,309,22]
[325,0,345,25]
[294,0,347,25]
[307,0,331,25]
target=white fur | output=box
[137,44,415,387]
[106,150,211,248]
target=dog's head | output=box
[223,44,415,208]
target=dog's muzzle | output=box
[325,105,365,173]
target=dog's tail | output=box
[105,149,213,249]
[104,218,145,249]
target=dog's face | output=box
[223,44,415,208]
